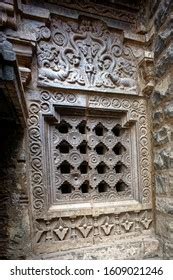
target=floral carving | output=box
[37,17,139,93]
[34,210,153,245]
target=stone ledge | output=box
[31,235,160,260]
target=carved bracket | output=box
[138,51,155,96]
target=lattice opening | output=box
[77,120,86,134]
[59,181,73,194]
[94,122,107,136]
[113,142,126,155]
[53,113,131,202]
[112,124,122,137]
[56,120,71,133]
[59,161,72,174]
[114,162,126,173]
[96,162,108,174]
[58,140,72,153]
[78,161,89,174]
[80,181,90,193]
[77,141,87,154]
[95,142,108,155]
[97,181,108,193]
[116,180,127,192]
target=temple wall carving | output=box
[24,7,156,256]
[2,0,173,259]
[36,16,143,94]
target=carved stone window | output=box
[28,90,152,254]
[28,12,153,255]
[49,108,133,205]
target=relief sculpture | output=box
[37,17,138,93]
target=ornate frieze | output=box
[36,16,142,93]
[47,0,138,29]
[35,210,152,243]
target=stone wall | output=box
[0,122,31,259]
[0,20,30,259]
[150,0,173,259]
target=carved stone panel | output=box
[34,210,153,254]
[28,88,152,255]
[25,9,154,256]
[36,16,142,94]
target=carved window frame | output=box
[28,89,152,254]
[29,90,152,212]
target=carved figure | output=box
[85,57,96,85]
[66,50,85,85]
[96,55,115,88]
[109,74,136,91]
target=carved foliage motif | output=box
[35,210,153,244]
[37,17,138,92]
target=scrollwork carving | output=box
[37,16,139,93]
[28,102,45,214]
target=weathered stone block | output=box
[169,170,173,193]
[164,241,173,259]
[151,90,163,106]
[155,45,173,78]
[36,236,160,260]
[154,15,173,58]
[155,174,168,194]
[154,150,168,170]
[154,148,173,170]
[154,0,173,31]
[153,126,169,145]
[164,102,173,118]
[153,110,164,127]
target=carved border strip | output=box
[28,102,46,215]
[34,210,153,251]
